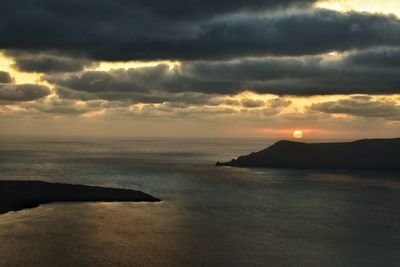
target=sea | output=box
[0,137,399,267]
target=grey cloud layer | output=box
[45,48,400,99]
[2,0,400,136]
[1,1,400,61]
[0,84,51,102]
[0,72,51,102]
[0,71,13,83]
[5,51,96,73]
[343,48,400,69]
[311,96,400,121]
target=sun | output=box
[293,130,304,139]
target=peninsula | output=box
[0,180,160,214]
[216,138,400,170]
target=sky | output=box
[0,0,400,139]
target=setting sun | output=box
[293,130,304,139]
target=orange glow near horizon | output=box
[293,130,304,139]
[257,128,347,140]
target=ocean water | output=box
[0,137,399,267]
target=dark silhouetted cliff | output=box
[216,138,400,170]
[0,180,160,214]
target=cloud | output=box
[0,71,13,83]
[0,71,50,103]
[48,65,237,101]
[238,98,292,117]
[1,5,400,60]
[310,96,400,120]
[267,98,292,108]
[0,84,51,102]
[23,99,94,114]
[45,48,400,98]
[241,98,265,108]
[2,1,400,138]
[343,47,400,69]
[55,83,230,106]
[5,51,96,73]
[138,0,316,20]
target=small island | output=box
[0,180,160,214]
[216,138,400,170]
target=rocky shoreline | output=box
[217,138,400,170]
[0,180,160,214]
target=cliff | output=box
[0,180,160,214]
[216,138,400,170]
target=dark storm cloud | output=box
[184,58,322,81]
[46,64,241,99]
[46,48,400,98]
[246,71,400,95]
[2,0,315,23]
[0,84,51,102]
[5,51,96,73]
[164,10,400,60]
[52,67,170,93]
[182,55,400,95]
[1,1,400,61]
[137,0,316,20]
[310,96,400,120]
[344,47,400,69]
[0,71,13,83]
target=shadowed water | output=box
[0,137,399,267]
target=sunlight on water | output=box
[0,137,399,267]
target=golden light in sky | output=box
[315,0,400,17]
[0,51,42,84]
[293,130,304,139]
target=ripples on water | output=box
[0,137,399,267]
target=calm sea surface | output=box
[0,137,399,267]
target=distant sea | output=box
[0,137,399,267]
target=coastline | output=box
[0,180,160,214]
